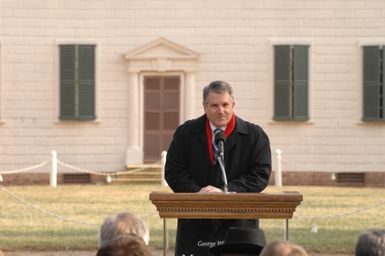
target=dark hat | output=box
[209,227,266,255]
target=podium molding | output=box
[149,191,303,255]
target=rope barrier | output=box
[0,185,98,227]
[0,153,162,186]
[0,155,162,227]
[56,159,162,176]
[294,199,385,221]
[56,160,113,176]
[293,198,385,233]
[0,184,158,227]
[1,151,383,232]
[0,161,49,175]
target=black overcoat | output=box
[165,114,271,256]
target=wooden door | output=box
[144,76,180,162]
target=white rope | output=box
[0,161,49,175]
[0,185,157,227]
[57,159,161,176]
[57,160,113,176]
[295,199,385,221]
[0,185,98,227]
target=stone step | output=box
[110,165,162,184]
[111,178,161,184]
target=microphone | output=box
[214,129,229,193]
[214,129,226,158]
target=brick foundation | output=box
[1,171,384,187]
[268,171,385,187]
[0,173,107,186]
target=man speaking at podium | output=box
[165,80,272,256]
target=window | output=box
[59,45,96,120]
[363,46,384,121]
[274,45,309,121]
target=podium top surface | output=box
[149,191,303,219]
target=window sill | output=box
[267,120,315,125]
[356,120,385,125]
[54,118,101,124]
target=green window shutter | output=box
[59,45,76,120]
[78,45,96,120]
[293,45,309,121]
[274,45,291,120]
[362,46,381,121]
[383,46,385,120]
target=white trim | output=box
[269,38,313,46]
[140,72,185,162]
[53,40,100,123]
[357,44,364,122]
[0,41,3,124]
[124,37,199,165]
[357,38,385,46]
[124,37,200,60]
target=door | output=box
[144,76,180,162]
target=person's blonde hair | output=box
[260,240,308,256]
[97,234,152,256]
[99,212,150,247]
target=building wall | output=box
[0,0,384,178]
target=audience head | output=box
[260,240,308,256]
[209,227,266,256]
[99,211,150,248]
[96,234,152,256]
[355,229,385,256]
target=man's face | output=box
[204,91,235,128]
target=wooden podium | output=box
[149,191,303,255]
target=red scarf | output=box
[205,114,236,165]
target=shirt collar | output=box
[209,122,227,133]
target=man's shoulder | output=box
[176,115,205,133]
[235,116,263,133]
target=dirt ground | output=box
[2,249,170,256]
[3,250,351,256]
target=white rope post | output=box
[50,150,58,187]
[161,151,168,186]
[275,149,282,188]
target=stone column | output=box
[184,72,196,121]
[125,71,142,165]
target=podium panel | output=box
[150,191,303,255]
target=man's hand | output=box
[198,185,223,193]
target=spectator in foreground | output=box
[209,227,266,256]
[97,211,151,256]
[99,211,149,246]
[260,240,308,256]
[355,229,385,256]
[96,234,151,256]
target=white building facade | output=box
[0,0,384,185]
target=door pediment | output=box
[124,37,199,72]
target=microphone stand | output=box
[217,152,229,193]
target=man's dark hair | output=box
[356,229,385,256]
[202,80,234,106]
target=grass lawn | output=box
[0,184,384,254]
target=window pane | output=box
[146,112,160,130]
[164,112,179,129]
